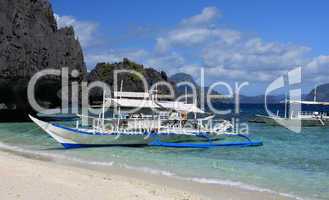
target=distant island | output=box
[304,83,329,102]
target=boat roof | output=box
[107,98,160,108]
[114,91,150,98]
[288,100,329,105]
[105,98,204,113]
[156,101,204,113]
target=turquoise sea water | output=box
[0,108,329,199]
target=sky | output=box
[51,0,329,95]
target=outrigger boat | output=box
[251,86,329,127]
[29,91,262,149]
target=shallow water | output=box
[0,108,329,199]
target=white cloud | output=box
[181,7,220,26]
[203,38,310,71]
[54,14,98,48]
[73,6,329,90]
[155,37,171,53]
[306,55,329,72]
[152,7,321,84]
[145,52,185,73]
[303,55,329,82]
[155,7,235,53]
[155,27,241,53]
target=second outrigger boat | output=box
[30,91,262,149]
[251,86,329,127]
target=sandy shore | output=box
[0,150,294,200]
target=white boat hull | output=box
[29,115,156,148]
[29,115,219,148]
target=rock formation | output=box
[87,58,175,102]
[0,0,86,120]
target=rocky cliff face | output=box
[0,0,86,118]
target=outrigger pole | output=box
[148,134,263,148]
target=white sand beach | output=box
[0,150,294,200]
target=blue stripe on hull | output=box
[61,141,263,149]
[61,143,147,149]
[61,143,84,149]
[148,141,263,148]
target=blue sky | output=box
[51,0,329,95]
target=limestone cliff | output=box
[0,0,86,119]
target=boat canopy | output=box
[105,98,204,113]
[156,101,204,113]
[288,100,329,105]
[106,98,160,108]
[114,91,150,98]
